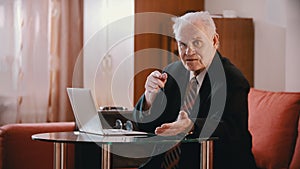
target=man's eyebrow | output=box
[192,37,203,40]
[178,41,186,44]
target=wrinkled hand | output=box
[144,71,168,108]
[155,111,193,136]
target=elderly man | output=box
[134,11,257,169]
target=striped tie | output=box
[161,143,181,169]
[181,77,198,115]
[161,77,198,169]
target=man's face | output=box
[176,23,219,74]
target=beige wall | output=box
[84,0,135,109]
[285,0,300,92]
[206,0,300,92]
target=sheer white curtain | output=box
[0,0,20,124]
[0,0,83,125]
[17,0,50,123]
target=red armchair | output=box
[0,122,75,169]
[248,88,300,169]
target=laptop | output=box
[67,88,148,136]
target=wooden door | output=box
[214,18,254,87]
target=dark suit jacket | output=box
[134,52,257,169]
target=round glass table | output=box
[32,131,216,169]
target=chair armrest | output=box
[0,122,76,169]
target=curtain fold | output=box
[47,0,83,122]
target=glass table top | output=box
[32,131,217,144]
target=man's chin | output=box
[185,65,205,72]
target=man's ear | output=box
[213,33,219,48]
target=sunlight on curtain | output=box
[17,0,50,123]
[0,0,50,124]
[0,0,83,125]
[0,0,19,125]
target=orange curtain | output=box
[47,0,83,122]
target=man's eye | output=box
[193,40,201,47]
[179,42,187,48]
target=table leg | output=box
[200,140,213,169]
[101,144,111,169]
[54,142,67,169]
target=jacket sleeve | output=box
[133,90,168,133]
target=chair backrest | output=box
[248,88,300,169]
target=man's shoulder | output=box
[163,61,189,87]
[164,61,186,75]
[164,61,183,70]
[218,53,250,89]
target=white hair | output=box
[172,11,216,40]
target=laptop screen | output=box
[67,88,104,134]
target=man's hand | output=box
[144,71,168,108]
[155,111,193,136]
